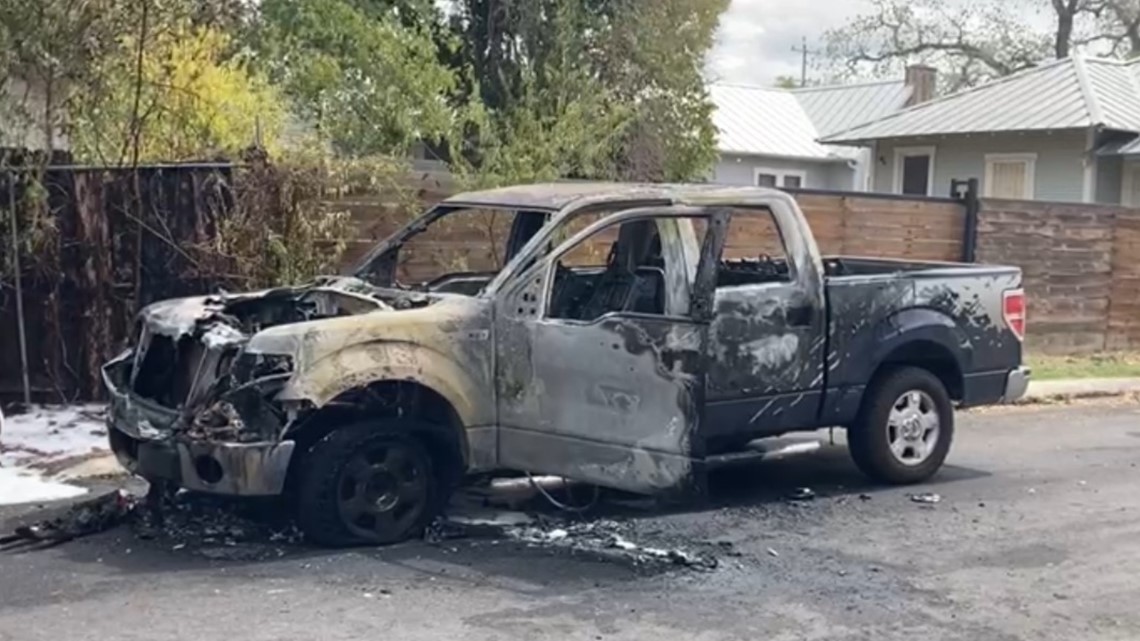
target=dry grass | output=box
[1027,352,1140,381]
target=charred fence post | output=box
[952,178,980,263]
[5,171,32,406]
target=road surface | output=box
[1,399,1139,641]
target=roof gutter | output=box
[720,150,854,164]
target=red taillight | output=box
[1003,289,1026,341]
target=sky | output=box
[706,0,870,87]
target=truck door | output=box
[702,205,827,447]
[494,208,728,494]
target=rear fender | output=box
[850,308,972,385]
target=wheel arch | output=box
[286,378,472,492]
[863,309,970,401]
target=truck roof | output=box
[444,182,787,211]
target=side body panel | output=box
[494,211,728,494]
[823,268,1024,425]
[702,197,829,442]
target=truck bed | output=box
[823,256,981,277]
[822,256,1023,408]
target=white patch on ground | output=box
[0,405,110,505]
[0,404,109,469]
[0,466,87,505]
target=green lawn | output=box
[1028,352,1140,381]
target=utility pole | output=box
[791,36,820,87]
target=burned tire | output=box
[296,420,442,547]
[848,366,954,485]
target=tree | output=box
[592,0,729,181]
[257,0,461,157]
[774,75,800,89]
[823,0,1138,89]
[444,0,728,182]
[70,23,285,163]
[0,0,126,153]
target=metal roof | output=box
[710,84,836,160]
[1094,135,1140,157]
[709,80,910,161]
[444,182,788,210]
[794,80,912,138]
[822,56,1140,144]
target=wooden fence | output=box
[4,172,1140,402]
[977,199,1140,354]
[0,164,232,402]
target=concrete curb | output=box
[1019,377,1140,403]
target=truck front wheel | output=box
[296,421,443,547]
[848,366,954,485]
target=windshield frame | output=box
[351,203,556,292]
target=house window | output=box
[755,172,778,187]
[984,153,1036,199]
[893,147,936,196]
[754,168,806,189]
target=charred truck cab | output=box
[103,183,1030,546]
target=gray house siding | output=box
[1096,155,1123,204]
[713,153,853,189]
[870,131,1088,202]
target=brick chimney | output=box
[905,65,938,106]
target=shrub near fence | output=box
[0,160,430,403]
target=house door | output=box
[493,209,728,495]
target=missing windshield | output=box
[354,206,549,294]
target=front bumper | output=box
[1002,366,1031,403]
[102,353,295,496]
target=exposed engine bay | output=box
[121,277,436,441]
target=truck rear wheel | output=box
[296,420,443,547]
[848,366,954,485]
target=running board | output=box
[704,438,823,470]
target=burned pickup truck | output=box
[103,183,1029,545]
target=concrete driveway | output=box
[1,399,1138,641]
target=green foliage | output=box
[257,0,461,157]
[591,0,729,181]
[208,152,419,287]
[0,0,125,151]
[445,0,728,183]
[774,75,801,89]
[71,24,286,163]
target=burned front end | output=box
[101,277,422,496]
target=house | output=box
[0,75,68,153]
[708,66,935,191]
[821,56,1140,205]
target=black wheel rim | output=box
[336,442,429,542]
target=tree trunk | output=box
[1054,0,1075,59]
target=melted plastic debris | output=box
[505,518,719,570]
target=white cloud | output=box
[706,0,870,87]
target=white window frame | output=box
[984,153,1037,199]
[753,167,808,189]
[893,146,937,196]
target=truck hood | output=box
[138,276,435,348]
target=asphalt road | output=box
[2,399,1139,641]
